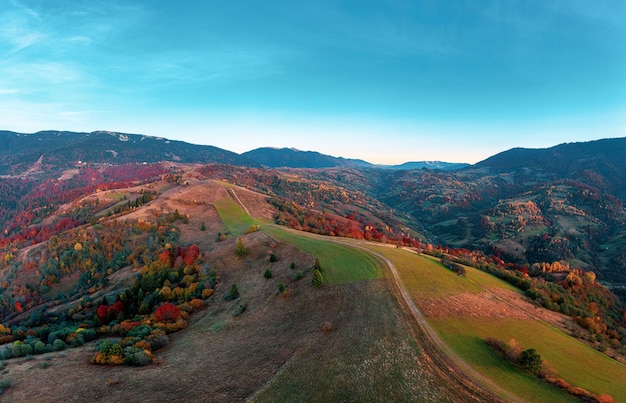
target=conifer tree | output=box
[235,237,247,257]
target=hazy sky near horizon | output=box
[1,1,624,164]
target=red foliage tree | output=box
[159,250,171,267]
[96,305,110,322]
[183,244,201,265]
[155,302,181,323]
[110,301,124,316]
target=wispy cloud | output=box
[134,48,284,85]
[0,89,20,95]
[0,16,45,54]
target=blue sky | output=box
[1,0,624,164]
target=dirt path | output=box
[336,242,517,402]
[217,191,517,401]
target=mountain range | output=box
[0,131,467,175]
[2,130,626,285]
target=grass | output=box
[264,226,384,285]
[252,281,453,402]
[213,197,256,235]
[431,318,577,402]
[432,317,626,401]
[366,246,483,298]
[369,246,626,402]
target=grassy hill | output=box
[0,174,483,401]
[369,246,626,402]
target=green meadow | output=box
[213,196,257,235]
[264,226,384,285]
[367,246,626,402]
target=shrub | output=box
[34,341,46,354]
[544,377,570,389]
[505,339,522,363]
[52,339,67,351]
[486,337,506,353]
[225,284,239,301]
[0,379,11,394]
[278,283,285,293]
[154,318,186,334]
[92,340,125,365]
[264,269,272,279]
[189,298,204,310]
[234,303,247,317]
[146,330,169,350]
[292,271,305,281]
[594,393,618,403]
[290,262,296,270]
[127,325,152,339]
[269,254,277,263]
[201,288,214,299]
[568,387,593,399]
[124,346,152,366]
[520,348,542,374]
[11,341,33,357]
[0,348,12,360]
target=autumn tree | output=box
[155,302,181,323]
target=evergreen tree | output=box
[312,269,324,288]
[235,237,247,257]
[314,258,322,271]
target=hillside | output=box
[0,170,495,401]
[474,138,626,202]
[262,138,626,285]
[0,158,624,401]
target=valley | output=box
[0,134,625,401]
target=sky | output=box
[0,0,624,164]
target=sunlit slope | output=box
[369,246,626,402]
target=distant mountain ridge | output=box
[381,161,470,171]
[242,147,467,170]
[0,130,258,175]
[242,147,373,169]
[475,137,626,201]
